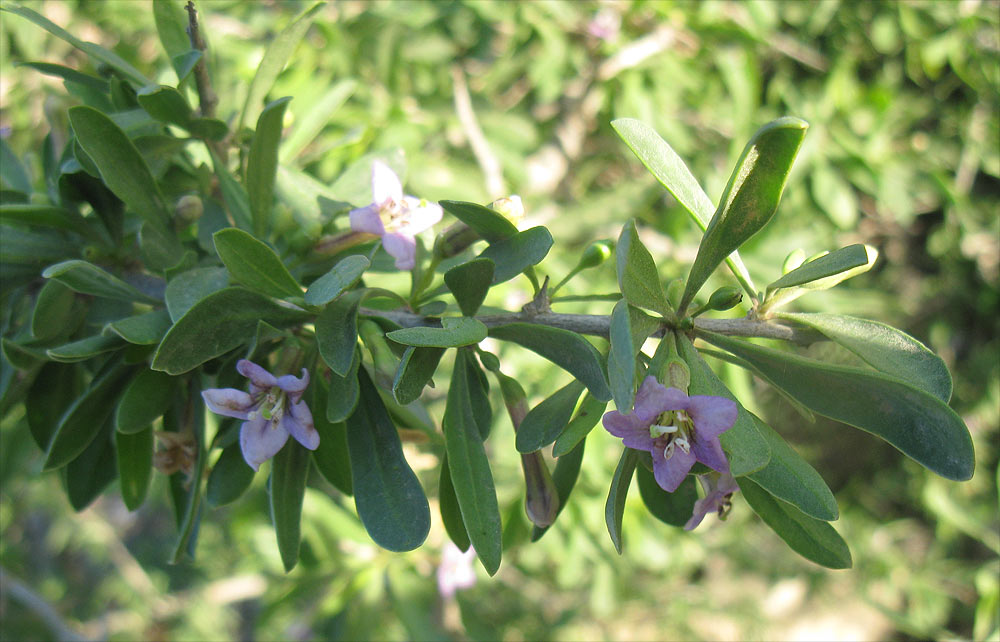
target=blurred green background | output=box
[1,1,997,640]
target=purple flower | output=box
[684,472,739,530]
[201,360,319,471]
[603,376,738,492]
[349,160,443,270]
[437,542,477,599]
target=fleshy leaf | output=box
[213,228,302,299]
[515,380,585,454]
[439,200,519,243]
[615,220,670,316]
[271,440,310,572]
[116,369,178,434]
[608,299,637,411]
[206,443,256,507]
[247,97,292,238]
[164,266,230,322]
[552,392,606,457]
[443,351,502,575]
[680,118,808,312]
[700,331,974,481]
[116,427,153,511]
[777,312,952,403]
[46,334,124,363]
[392,347,445,405]
[346,369,431,552]
[676,333,771,476]
[439,456,471,552]
[739,477,852,569]
[532,437,586,541]
[104,309,172,345]
[386,317,487,348]
[605,448,638,554]
[489,323,612,402]
[636,465,698,527]
[445,258,495,316]
[310,376,352,496]
[477,226,552,284]
[304,255,369,306]
[315,290,364,376]
[43,260,160,304]
[766,244,870,292]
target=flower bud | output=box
[666,278,685,310]
[359,320,398,390]
[432,223,479,259]
[660,358,690,392]
[521,451,560,528]
[489,195,524,226]
[577,239,613,270]
[497,373,529,428]
[174,194,203,223]
[782,248,806,274]
[706,286,743,311]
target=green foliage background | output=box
[1,1,997,640]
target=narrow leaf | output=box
[213,228,302,298]
[46,334,124,363]
[392,346,445,405]
[304,255,369,306]
[309,375,352,495]
[681,118,808,311]
[316,290,364,376]
[477,226,552,284]
[439,456,471,552]
[552,392,607,457]
[699,331,974,481]
[608,299,637,411]
[104,309,172,345]
[605,448,638,554]
[489,323,612,402]
[386,317,487,348]
[445,258,495,316]
[63,422,117,511]
[346,369,430,552]
[116,370,178,434]
[532,437,586,541]
[767,244,869,292]
[116,427,153,511]
[739,477,852,569]
[439,200,519,243]
[616,220,669,315]
[247,96,292,238]
[636,466,697,527]
[206,442,256,507]
[43,260,160,304]
[271,440,310,572]
[515,380,585,454]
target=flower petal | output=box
[239,415,289,471]
[651,446,696,492]
[684,497,713,531]
[602,410,655,451]
[382,232,417,270]
[277,368,310,403]
[371,160,403,205]
[237,359,278,391]
[201,388,255,420]
[349,203,386,236]
[283,401,319,450]
[685,395,738,438]
[691,434,729,473]
[397,198,443,235]
[631,377,671,422]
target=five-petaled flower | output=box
[684,472,739,530]
[349,160,443,270]
[603,377,738,492]
[202,360,319,471]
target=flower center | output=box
[649,410,694,461]
[380,199,409,232]
[250,387,287,428]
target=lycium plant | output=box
[0,3,975,575]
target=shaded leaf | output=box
[392,346,445,405]
[206,442,256,507]
[608,299,637,411]
[637,466,697,527]
[247,96,292,237]
[304,255,369,306]
[213,228,302,298]
[552,392,606,457]
[605,448,638,554]
[532,437,586,541]
[271,440,310,572]
[104,309,172,345]
[316,289,364,376]
[615,220,669,315]
[439,456,471,552]
[164,266,229,322]
[116,427,153,511]
[515,380,585,454]
[386,317,487,348]
[477,226,552,284]
[445,258,494,316]
[43,259,160,304]
[439,200,519,243]
[116,369,178,434]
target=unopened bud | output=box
[577,239,613,270]
[666,278,684,310]
[707,286,743,311]
[489,195,524,226]
[782,248,806,274]
[359,320,398,390]
[497,374,529,428]
[174,194,203,223]
[661,358,690,392]
[433,223,479,259]
[521,451,560,528]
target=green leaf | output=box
[44,363,134,470]
[271,440,310,572]
[309,375,352,495]
[3,5,149,85]
[489,323,612,402]
[16,61,109,92]
[46,334,125,363]
[171,50,201,83]
[532,437,586,541]
[152,288,309,375]
[304,255,370,306]
[552,392,606,457]
[104,309,172,345]
[26,363,81,450]
[206,442,256,507]
[767,244,870,292]
[439,456,471,552]
[346,368,431,552]
[238,3,321,131]
[43,260,160,304]
[777,312,952,403]
[0,203,90,236]
[439,200,519,243]
[116,369,178,434]
[280,79,357,162]
[1,138,31,193]
[63,421,117,511]
[615,220,670,316]
[247,97,292,238]
[611,117,756,297]
[746,417,838,521]
[443,351,502,574]
[386,317,487,348]
[164,266,230,322]
[213,228,302,298]
[116,427,153,511]
[477,226,552,284]
[165,389,206,562]
[445,258,495,316]
[636,466,697,527]
[464,356,493,440]
[605,448,638,554]
[676,334,771,476]
[699,331,974,481]
[136,84,193,127]
[739,477,852,569]
[316,290,364,376]
[680,118,808,311]
[392,347,445,405]
[608,299,637,411]
[326,351,360,423]
[31,280,77,341]
[212,153,253,232]
[152,0,190,78]
[515,380,585,454]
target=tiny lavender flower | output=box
[437,542,477,599]
[684,472,739,530]
[202,360,319,471]
[603,377,738,492]
[349,160,443,270]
